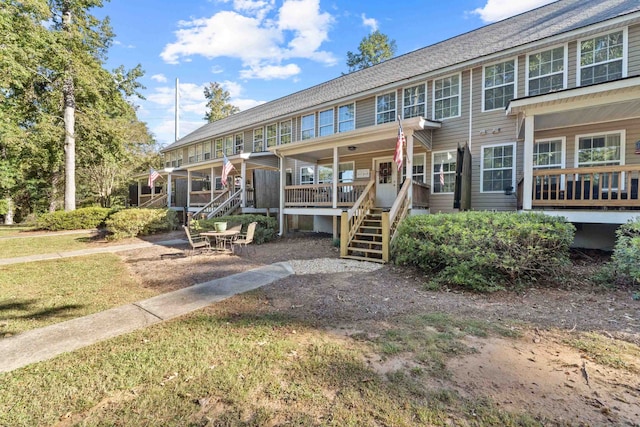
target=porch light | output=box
[347,146,357,151]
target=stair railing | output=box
[207,189,242,219]
[381,178,412,262]
[340,179,375,257]
[139,193,167,208]
[192,189,229,219]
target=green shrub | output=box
[35,207,112,231]
[610,218,640,286]
[196,214,278,244]
[105,208,179,240]
[392,212,575,292]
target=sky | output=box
[96,0,556,147]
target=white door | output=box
[374,158,397,207]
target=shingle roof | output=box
[162,0,640,151]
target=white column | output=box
[279,155,286,236]
[523,114,535,210]
[167,173,172,207]
[241,160,247,208]
[137,178,141,207]
[187,170,192,207]
[332,146,339,208]
[210,166,214,201]
[406,132,414,206]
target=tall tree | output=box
[204,82,239,123]
[346,30,397,73]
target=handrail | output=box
[207,189,242,218]
[382,178,412,261]
[193,190,229,219]
[340,179,375,257]
[139,193,167,208]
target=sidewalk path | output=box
[0,262,294,373]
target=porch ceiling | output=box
[535,98,640,131]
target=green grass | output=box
[0,254,158,336]
[0,309,542,426]
[0,232,97,258]
[0,226,33,238]
[567,332,640,373]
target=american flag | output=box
[394,117,405,171]
[148,168,160,187]
[221,154,235,187]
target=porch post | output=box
[187,169,191,207]
[241,160,247,208]
[278,154,286,236]
[523,115,534,210]
[137,178,141,207]
[406,132,414,208]
[210,166,214,202]
[332,146,339,208]
[167,173,172,207]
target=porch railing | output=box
[139,193,167,208]
[285,182,369,207]
[382,178,413,262]
[530,165,640,208]
[340,180,376,257]
[207,189,242,219]
[412,181,430,208]
[190,190,226,207]
[193,190,229,219]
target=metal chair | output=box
[182,225,210,256]
[231,222,257,255]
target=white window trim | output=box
[318,108,334,137]
[574,130,626,167]
[278,120,292,145]
[576,27,628,87]
[317,161,355,183]
[525,44,568,96]
[402,153,427,183]
[402,83,426,119]
[301,113,315,140]
[234,133,244,154]
[338,103,356,133]
[481,57,518,112]
[432,72,462,120]
[431,150,456,194]
[534,137,566,169]
[480,142,516,193]
[300,165,315,185]
[375,91,397,125]
[253,127,264,152]
[266,123,277,147]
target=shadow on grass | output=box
[0,299,85,321]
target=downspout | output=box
[274,149,286,236]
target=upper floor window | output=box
[481,143,515,193]
[376,92,396,124]
[224,135,233,155]
[300,166,314,185]
[432,151,456,193]
[234,133,244,154]
[253,128,264,152]
[214,138,223,158]
[195,143,203,162]
[434,74,460,120]
[401,154,426,183]
[403,84,425,119]
[203,141,212,160]
[319,109,334,136]
[528,46,565,96]
[279,120,292,145]
[301,114,315,140]
[579,30,625,86]
[266,123,277,148]
[164,153,170,168]
[483,60,516,111]
[188,146,195,164]
[338,103,355,132]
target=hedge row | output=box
[105,209,179,240]
[609,218,640,286]
[194,214,278,244]
[35,207,112,231]
[392,212,575,292]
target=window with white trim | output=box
[279,120,292,145]
[528,46,565,96]
[195,143,203,162]
[301,114,315,140]
[577,132,623,189]
[403,84,425,119]
[401,154,426,183]
[224,135,233,155]
[319,109,334,136]
[376,92,396,124]
[533,138,564,170]
[483,59,516,111]
[234,133,244,154]
[579,30,625,86]
[338,103,355,132]
[188,146,195,164]
[203,141,212,160]
[433,74,460,120]
[481,143,515,192]
[317,162,354,183]
[432,151,456,193]
[214,138,223,158]
[176,151,182,166]
[253,127,264,152]
[266,124,277,148]
[164,153,170,168]
[300,166,314,185]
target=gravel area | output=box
[288,258,384,275]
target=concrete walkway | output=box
[0,262,294,373]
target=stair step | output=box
[341,254,385,263]
[355,232,383,239]
[347,247,383,255]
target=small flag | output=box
[148,168,160,187]
[394,116,405,171]
[439,163,445,190]
[221,154,236,187]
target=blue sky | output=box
[97,0,555,147]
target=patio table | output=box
[201,230,240,252]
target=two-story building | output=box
[151,0,640,260]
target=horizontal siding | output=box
[355,97,375,129]
[567,40,577,89]
[628,24,640,76]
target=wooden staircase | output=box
[343,208,385,263]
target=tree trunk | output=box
[3,197,14,225]
[62,4,76,211]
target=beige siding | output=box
[517,54,526,98]
[567,40,577,89]
[243,130,252,152]
[628,24,640,76]
[355,97,375,129]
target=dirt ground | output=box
[118,232,640,426]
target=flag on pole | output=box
[148,168,160,187]
[439,163,445,190]
[394,117,405,171]
[221,154,235,187]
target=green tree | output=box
[204,82,240,123]
[346,30,397,73]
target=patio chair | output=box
[182,225,210,256]
[231,222,257,255]
[220,224,242,252]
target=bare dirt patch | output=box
[119,232,640,426]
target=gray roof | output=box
[163,0,640,151]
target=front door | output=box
[374,157,397,207]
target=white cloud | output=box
[471,0,556,23]
[220,80,243,97]
[151,74,168,83]
[161,0,335,78]
[361,13,378,32]
[210,65,224,74]
[233,98,265,110]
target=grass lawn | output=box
[0,302,540,426]
[0,232,97,258]
[0,226,33,238]
[0,254,158,336]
